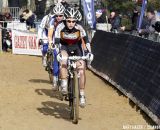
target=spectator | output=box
[109,11,121,32]
[20,9,36,31]
[93,9,106,29]
[138,9,156,37]
[132,6,141,31]
[61,0,69,9]
[120,14,132,33]
[96,9,106,23]
[0,13,5,27]
[3,12,12,28]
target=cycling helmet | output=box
[64,7,82,21]
[52,3,65,15]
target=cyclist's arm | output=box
[38,15,48,39]
[54,22,65,45]
[76,24,91,52]
[37,26,43,40]
[48,18,55,44]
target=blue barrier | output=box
[91,30,160,124]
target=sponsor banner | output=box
[12,30,41,56]
[82,0,95,28]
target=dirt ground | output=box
[0,53,156,130]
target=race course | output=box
[0,53,156,130]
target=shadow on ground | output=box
[29,79,51,85]
[37,101,71,121]
[37,101,82,122]
[35,88,63,100]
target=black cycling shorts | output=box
[61,43,83,56]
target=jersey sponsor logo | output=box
[63,33,79,40]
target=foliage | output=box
[147,0,160,11]
[100,0,160,14]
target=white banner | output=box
[12,30,41,56]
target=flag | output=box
[82,0,95,28]
[138,0,147,30]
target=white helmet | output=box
[64,7,82,21]
[52,3,65,15]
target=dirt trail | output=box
[0,53,155,130]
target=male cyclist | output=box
[37,5,55,67]
[55,7,93,107]
[48,3,65,89]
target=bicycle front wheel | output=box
[72,71,79,124]
[47,53,54,83]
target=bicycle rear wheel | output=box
[72,71,79,124]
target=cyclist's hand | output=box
[49,41,53,49]
[86,52,94,68]
[54,44,59,52]
[87,52,94,62]
[84,49,89,56]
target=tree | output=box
[147,0,160,11]
[102,0,135,14]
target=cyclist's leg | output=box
[52,49,59,90]
[59,49,68,94]
[77,60,86,107]
[41,42,48,67]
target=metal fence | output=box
[0,7,20,20]
[0,21,41,32]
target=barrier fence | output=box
[91,30,160,125]
[0,7,20,20]
[0,20,41,55]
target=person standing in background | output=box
[109,11,121,33]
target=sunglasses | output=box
[55,15,63,17]
[66,20,76,23]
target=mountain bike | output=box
[57,51,92,124]
[39,39,59,84]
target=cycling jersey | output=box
[55,22,89,45]
[55,22,90,56]
[38,15,55,43]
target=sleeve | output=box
[37,26,43,39]
[38,16,48,39]
[76,24,91,52]
[39,15,48,29]
[76,24,90,43]
[49,17,55,29]
[54,23,64,44]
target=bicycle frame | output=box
[57,53,90,124]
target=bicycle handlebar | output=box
[57,53,93,62]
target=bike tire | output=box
[47,53,54,83]
[72,71,79,124]
[68,77,74,119]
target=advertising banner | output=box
[12,30,41,56]
[82,0,95,28]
